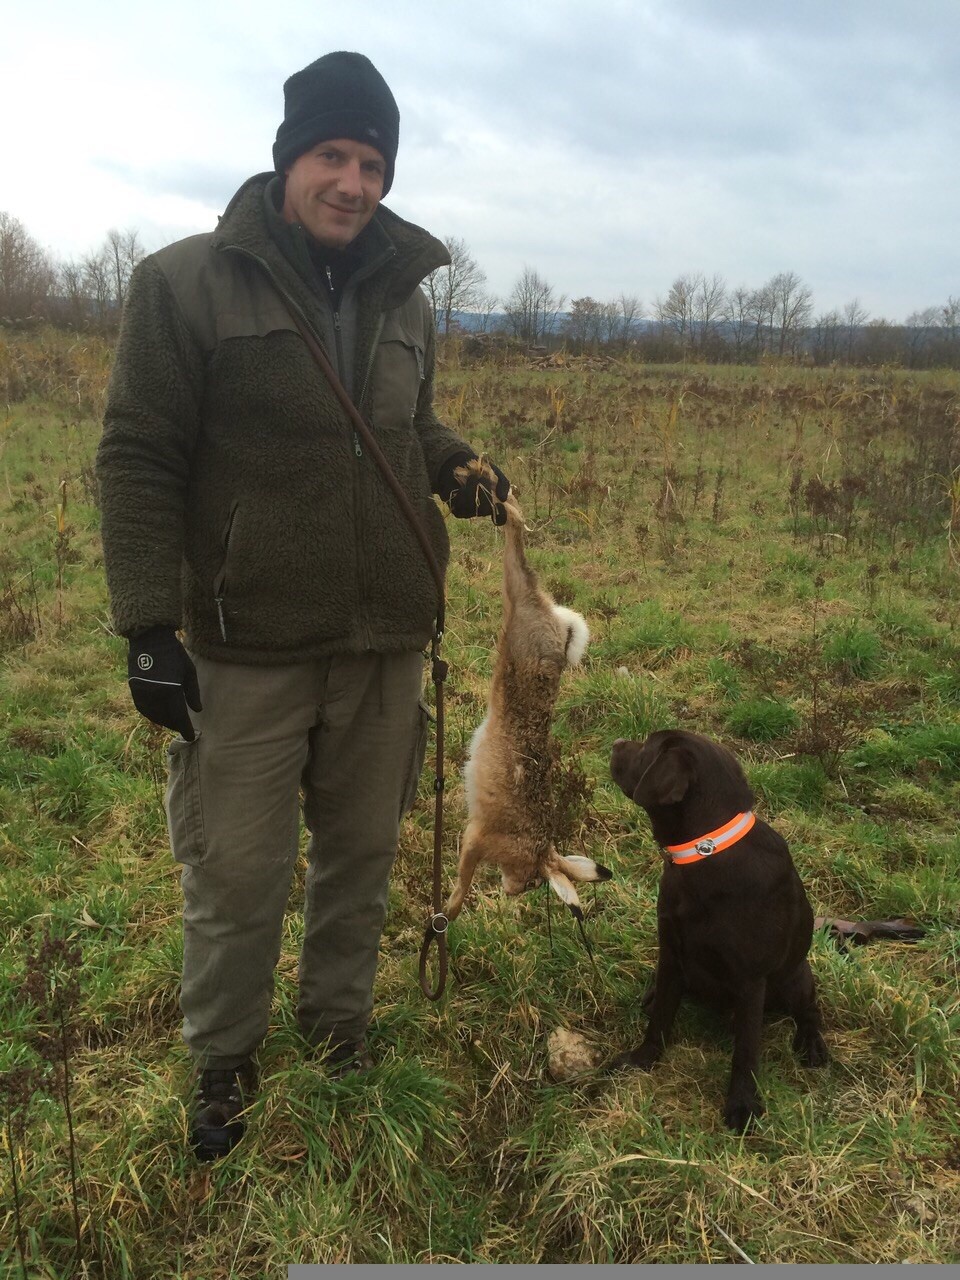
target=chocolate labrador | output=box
[609,729,828,1131]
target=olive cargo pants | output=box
[164,650,427,1069]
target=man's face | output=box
[282,138,386,249]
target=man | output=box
[96,50,509,1161]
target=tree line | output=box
[0,212,145,330]
[422,237,960,369]
[2,210,958,369]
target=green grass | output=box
[1,336,959,1270]
[724,698,800,742]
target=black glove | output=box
[438,451,510,526]
[127,625,202,741]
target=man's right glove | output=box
[437,451,510,525]
[127,625,202,741]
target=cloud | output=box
[1,0,957,319]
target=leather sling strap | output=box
[280,302,450,1000]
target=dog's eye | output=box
[525,877,541,891]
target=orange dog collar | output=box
[665,811,756,864]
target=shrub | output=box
[724,698,799,741]
[822,626,883,679]
[748,758,828,812]
[852,725,960,777]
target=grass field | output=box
[2,330,959,1272]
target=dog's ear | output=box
[635,743,695,806]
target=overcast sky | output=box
[2,0,957,322]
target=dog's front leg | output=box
[723,977,766,1132]
[787,959,829,1068]
[612,949,684,1071]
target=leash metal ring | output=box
[430,912,449,935]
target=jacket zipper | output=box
[224,244,390,652]
[323,264,373,645]
[213,501,239,641]
[325,266,362,458]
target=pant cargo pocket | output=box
[166,735,207,866]
[400,700,433,817]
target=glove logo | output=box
[137,654,154,671]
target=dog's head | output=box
[610,729,753,820]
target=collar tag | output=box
[665,811,756,865]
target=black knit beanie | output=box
[272,51,400,195]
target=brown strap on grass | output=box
[279,300,449,1000]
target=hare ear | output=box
[636,745,694,806]
[556,854,613,884]
[547,869,584,915]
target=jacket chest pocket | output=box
[369,322,425,431]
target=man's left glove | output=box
[437,451,510,526]
[127,625,202,741]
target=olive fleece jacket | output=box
[96,173,471,664]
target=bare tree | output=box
[617,293,643,344]
[470,291,500,334]
[565,296,603,351]
[104,227,145,315]
[655,273,699,348]
[693,272,726,353]
[767,271,813,357]
[55,259,89,328]
[939,296,960,366]
[504,266,565,347]
[596,300,621,346]
[842,298,869,363]
[859,317,903,366]
[904,306,940,367]
[81,248,112,327]
[722,286,754,359]
[812,310,842,365]
[0,211,56,320]
[744,284,774,356]
[425,235,487,337]
[941,295,960,342]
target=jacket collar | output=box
[211,172,450,308]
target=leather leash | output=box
[280,302,450,1000]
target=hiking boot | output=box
[190,1061,255,1161]
[322,1040,374,1080]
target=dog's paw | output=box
[722,1094,764,1133]
[794,1029,829,1068]
[607,1046,660,1073]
